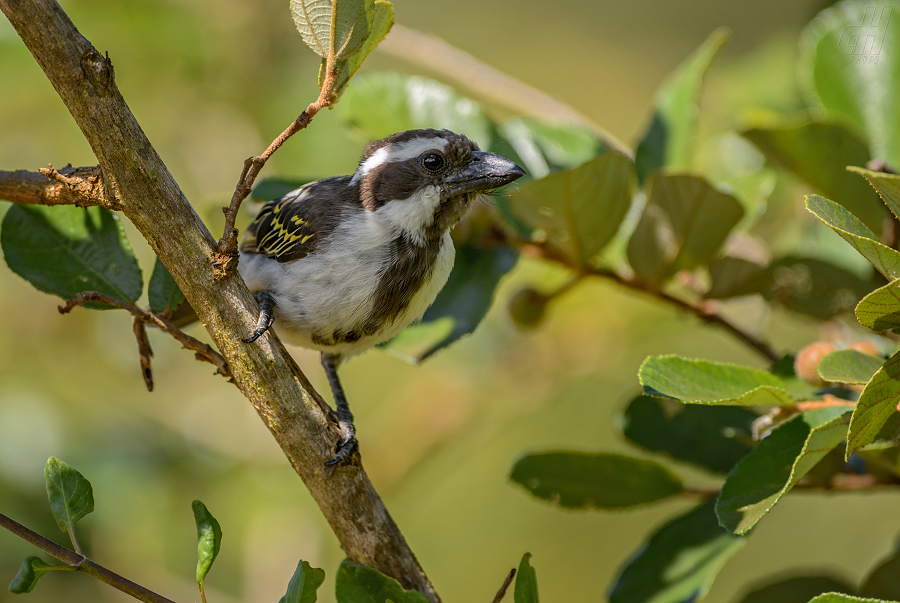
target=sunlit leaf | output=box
[44,457,94,534]
[323,1,394,99]
[498,117,606,179]
[192,500,222,588]
[607,499,745,603]
[339,73,493,149]
[635,28,729,183]
[1,205,143,307]
[857,279,900,331]
[818,349,883,384]
[514,553,539,603]
[627,173,744,287]
[148,258,185,314]
[335,559,430,603]
[639,355,796,406]
[621,395,757,474]
[717,407,850,534]
[737,576,856,603]
[290,0,371,60]
[510,150,636,268]
[765,255,874,320]
[847,349,900,457]
[807,595,893,603]
[509,452,683,509]
[800,2,900,169]
[850,166,900,222]
[805,195,900,280]
[280,559,326,603]
[7,556,68,594]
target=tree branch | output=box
[0,1,438,599]
[0,166,111,208]
[0,512,178,603]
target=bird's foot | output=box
[325,418,357,466]
[242,291,276,343]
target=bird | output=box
[237,128,526,466]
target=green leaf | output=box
[860,545,900,601]
[800,2,900,169]
[338,73,493,149]
[290,0,371,60]
[807,595,893,603]
[510,150,636,268]
[252,177,315,202]
[509,452,683,509]
[514,553,539,603]
[621,395,757,474]
[323,1,394,99]
[847,349,900,457]
[635,28,729,184]
[818,349,884,384]
[382,243,517,363]
[192,500,222,588]
[716,407,850,534]
[44,457,94,534]
[1,205,143,306]
[639,355,796,406]
[8,556,69,594]
[148,258,185,314]
[497,117,606,179]
[765,256,874,320]
[805,195,900,280]
[705,256,769,299]
[607,499,746,603]
[850,166,900,221]
[742,119,883,233]
[335,559,430,603]
[279,559,326,603]
[857,279,900,331]
[626,173,744,287]
[737,576,857,603]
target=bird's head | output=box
[351,129,526,243]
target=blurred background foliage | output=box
[4,0,900,602]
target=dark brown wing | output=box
[241,177,355,263]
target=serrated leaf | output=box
[324,1,393,99]
[639,355,797,406]
[716,407,850,534]
[805,195,900,280]
[509,452,683,509]
[192,500,222,588]
[860,546,900,601]
[290,0,371,60]
[626,173,744,287]
[737,576,857,603]
[818,349,884,384]
[510,150,636,268]
[1,205,143,307]
[44,457,94,534]
[800,2,900,169]
[765,255,874,320]
[148,258,185,314]
[621,395,757,474]
[850,166,900,222]
[808,595,893,603]
[382,243,517,363]
[498,117,607,179]
[8,556,67,594]
[514,553,539,603]
[607,499,746,603]
[635,28,729,184]
[705,256,769,299]
[335,559,430,603]
[743,120,883,233]
[857,279,900,331]
[338,73,493,149]
[847,349,900,457]
[280,559,326,603]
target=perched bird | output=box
[238,128,526,465]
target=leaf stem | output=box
[66,524,84,556]
[0,512,177,603]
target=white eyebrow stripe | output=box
[349,136,448,185]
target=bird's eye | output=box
[422,152,445,172]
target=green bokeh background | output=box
[2,1,898,602]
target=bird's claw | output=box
[243,291,276,343]
[325,419,357,466]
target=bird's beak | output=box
[444,151,527,197]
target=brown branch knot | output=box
[38,164,118,209]
[80,49,114,95]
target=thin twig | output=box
[0,165,112,208]
[58,291,231,380]
[0,512,177,603]
[491,568,517,603]
[133,316,154,391]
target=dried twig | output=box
[59,291,231,380]
[0,165,111,208]
[133,316,155,391]
[491,568,517,603]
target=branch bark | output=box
[0,1,438,599]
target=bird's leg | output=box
[321,352,357,466]
[242,291,276,343]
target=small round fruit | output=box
[794,342,836,386]
[508,288,549,329]
[847,339,881,357]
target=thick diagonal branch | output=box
[0,1,438,599]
